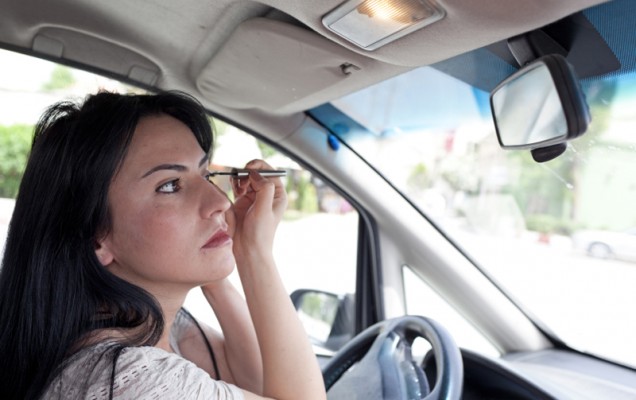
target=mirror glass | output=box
[491,62,568,148]
[294,291,340,344]
[291,289,355,352]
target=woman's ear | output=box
[94,237,114,266]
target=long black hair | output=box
[0,91,213,400]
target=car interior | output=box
[1,0,636,399]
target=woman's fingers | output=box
[230,159,287,224]
[232,160,285,200]
[246,160,287,204]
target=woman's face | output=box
[96,114,235,292]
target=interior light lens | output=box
[323,0,446,50]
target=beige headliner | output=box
[0,0,607,120]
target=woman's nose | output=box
[201,178,231,217]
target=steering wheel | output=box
[322,315,463,400]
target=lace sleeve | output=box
[45,344,244,400]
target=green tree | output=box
[257,141,277,159]
[41,65,75,92]
[407,162,429,191]
[211,118,228,137]
[0,124,33,198]
[294,173,318,213]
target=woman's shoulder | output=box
[44,342,243,400]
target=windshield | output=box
[313,1,636,367]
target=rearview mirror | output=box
[490,54,590,162]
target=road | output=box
[454,229,636,366]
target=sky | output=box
[0,49,126,125]
[0,50,55,91]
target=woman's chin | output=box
[203,255,236,283]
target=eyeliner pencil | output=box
[208,169,287,178]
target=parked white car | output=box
[573,228,636,261]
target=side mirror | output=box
[290,289,355,352]
[490,54,590,162]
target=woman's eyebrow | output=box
[141,163,186,178]
[141,155,208,179]
[198,154,209,169]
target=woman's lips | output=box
[203,230,232,248]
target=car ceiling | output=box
[0,0,608,122]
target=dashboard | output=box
[320,340,636,399]
[429,348,636,400]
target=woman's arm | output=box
[200,278,263,394]
[231,160,326,400]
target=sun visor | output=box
[196,18,368,114]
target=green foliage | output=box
[525,214,580,235]
[407,162,429,190]
[283,171,319,216]
[300,293,339,325]
[300,293,324,320]
[41,65,76,91]
[295,174,318,213]
[211,118,228,137]
[0,124,33,198]
[504,81,616,230]
[257,141,277,159]
[505,150,574,217]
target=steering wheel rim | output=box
[323,315,463,400]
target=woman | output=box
[0,91,326,400]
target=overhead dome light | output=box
[323,0,446,51]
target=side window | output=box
[0,48,359,353]
[0,50,135,260]
[184,124,359,353]
[403,266,499,357]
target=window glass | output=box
[403,266,499,357]
[323,47,636,366]
[185,126,359,337]
[0,50,137,259]
[0,49,359,350]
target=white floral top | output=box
[43,341,243,399]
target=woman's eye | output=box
[156,179,181,193]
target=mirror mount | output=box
[507,30,568,67]
[489,12,621,80]
[531,143,567,163]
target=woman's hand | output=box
[230,159,287,261]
